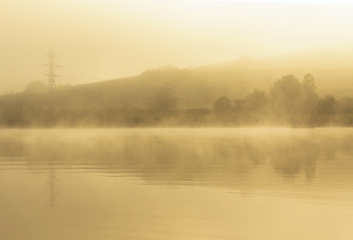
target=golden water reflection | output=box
[1,128,353,187]
[1,128,353,240]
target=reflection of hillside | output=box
[0,129,353,191]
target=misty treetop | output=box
[213,73,342,127]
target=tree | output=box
[302,73,316,93]
[232,89,269,124]
[213,96,233,114]
[312,95,336,126]
[25,81,47,94]
[148,83,177,114]
[300,73,319,124]
[301,74,319,106]
[269,75,302,122]
[244,89,268,113]
[316,95,336,116]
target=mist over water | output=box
[1,128,353,240]
[2,0,353,239]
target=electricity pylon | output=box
[47,160,58,207]
[44,45,62,91]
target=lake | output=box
[1,128,353,240]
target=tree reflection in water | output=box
[1,128,353,202]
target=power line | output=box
[61,76,106,81]
[63,67,116,72]
[53,44,123,52]
[62,67,140,73]
[60,56,220,64]
[23,45,50,57]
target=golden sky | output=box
[1,0,353,93]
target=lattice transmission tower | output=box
[47,160,58,207]
[44,45,62,91]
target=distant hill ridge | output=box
[73,47,353,108]
[3,46,353,109]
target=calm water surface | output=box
[1,128,353,240]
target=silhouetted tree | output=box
[316,95,336,115]
[213,96,233,114]
[311,95,337,126]
[213,96,235,124]
[302,73,316,93]
[244,89,268,113]
[148,83,177,114]
[270,75,302,123]
[339,97,353,115]
[301,73,319,125]
[25,81,47,94]
[235,89,269,124]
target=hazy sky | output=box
[1,0,353,93]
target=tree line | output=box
[0,73,353,127]
[212,73,346,127]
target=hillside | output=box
[2,47,353,127]
[2,46,353,111]
[69,46,353,108]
